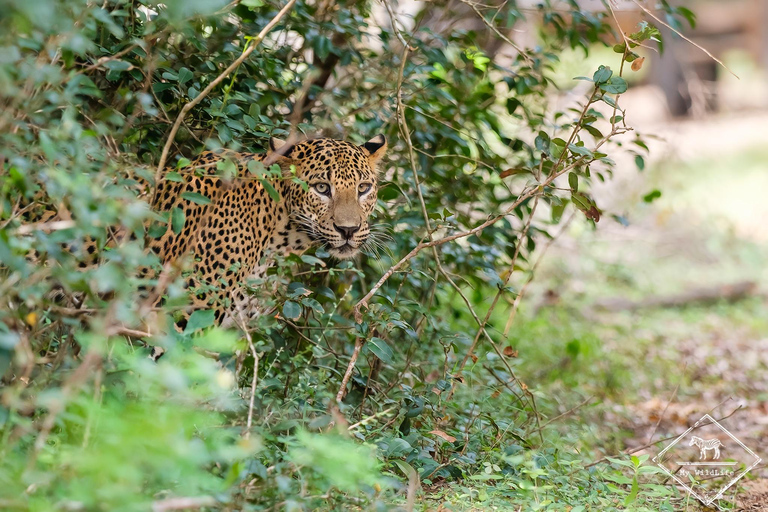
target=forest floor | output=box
[425,105,768,510]
[531,105,768,510]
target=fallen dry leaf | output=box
[429,429,457,443]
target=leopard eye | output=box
[313,183,331,196]
[358,183,372,195]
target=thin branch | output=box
[629,0,737,79]
[503,212,576,337]
[336,337,363,403]
[347,406,396,431]
[355,123,630,322]
[528,395,594,434]
[80,43,140,74]
[457,195,540,372]
[15,220,75,235]
[231,293,260,438]
[647,366,685,444]
[155,0,297,175]
[459,0,530,61]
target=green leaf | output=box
[405,396,424,417]
[216,158,237,178]
[635,154,645,170]
[300,254,325,266]
[678,6,696,28]
[600,76,628,94]
[292,177,309,192]
[247,159,266,176]
[534,131,550,154]
[0,328,20,350]
[582,124,603,139]
[177,67,193,85]
[180,191,212,205]
[301,298,324,315]
[601,94,618,108]
[368,337,394,364]
[171,207,185,235]
[185,309,215,333]
[391,459,417,479]
[568,144,594,158]
[592,65,613,84]
[282,301,301,320]
[568,172,578,192]
[166,171,183,182]
[259,179,281,202]
[103,59,132,72]
[314,35,332,61]
[643,189,661,203]
[571,193,591,211]
[624,475,639,506]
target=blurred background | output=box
[519,0,768,503]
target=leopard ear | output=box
[268,137,294,158]
[361,134,387,164]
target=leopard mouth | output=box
[328,242,358,259]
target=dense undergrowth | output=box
[0,1,710,510]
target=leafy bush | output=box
[0,0,697,509]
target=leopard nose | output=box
[334,224,360,240]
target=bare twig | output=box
[528,395,594,434]
[231,294,260,438]
[647,372,685,444]
[457,195,540,372]
[80,43,140,74]
[459,0,530,61]
[628,0,737,79]
[15,220,75,235]
[31,350,102,460]
[336,337,363,403]
[347,406,396,431]
[503,212,576,337]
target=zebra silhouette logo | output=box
[653,413,761,511]
[689,436,722,460]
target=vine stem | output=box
[154,0,297,177]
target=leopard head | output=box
[269,135,387,259]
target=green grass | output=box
[413,146,768,510]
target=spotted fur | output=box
[146,135,387,325]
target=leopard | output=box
[143,134,388,328]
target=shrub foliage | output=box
[0,0,694,510]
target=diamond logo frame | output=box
[652,413,761,510]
